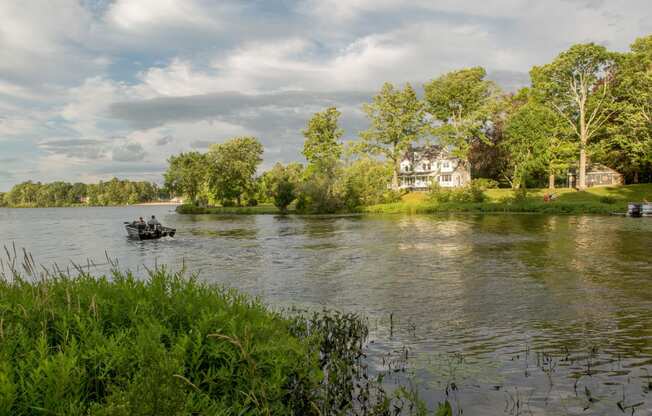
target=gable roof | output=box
[402,145,447,163]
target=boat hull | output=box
[125,225,176,240]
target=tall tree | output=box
[504,100,576,189]
[360,83,427,189]
[302,107,343,172]
[263,163,304,213]
[531,43,617,189]
[208,137,264,206]
[424,67,498,161]
[164,152,208,205]
[600,35,652,182]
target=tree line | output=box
[166,35,652,212]
[0,178,165,208]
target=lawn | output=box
[364,184,652,215]
[177,185,652,216]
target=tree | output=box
[600,35,652,182]
[359,82,427,189]
[302,107,343,174]
[503,100,575,189]
[424,67,498,161]
[468,92,520,183]
[531,43,617,189]
[164,152,208,205]
[262,163,304,213]
[208,137,264,206]
[339,158,398,209]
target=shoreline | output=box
[0,201,182,209]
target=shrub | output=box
[512,187,529,203]
[428,183,452,203]
[599,195,617,204]
[429,180,487,204]
[470,178,498,190]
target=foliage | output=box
[262,163,304,213]
[296,169,345,214]
[359,83,428,188]
[1,179,161,208]
[503,99,576,189]
[598,35,652,182]
[339,158,400,210]
[163,152,208,205]
[302,107,344,174]
[428,179,488,204]
[208,137,264,206]
[0,252,427,415]
[468,93,516,183]
[531,43,618,189]
[424,67,498,160]
[366,184,652,215]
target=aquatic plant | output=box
[0,247,430,415]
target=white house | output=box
[398,145,471,190]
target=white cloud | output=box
[1,0,651,189]
[106,0,216,31]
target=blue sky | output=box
[1,0,651,190]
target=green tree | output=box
[503,100,576,189]
[599,35,652,182]
[339,158,398,209]
[208,137,264,206]
[359,82,427,189]
[164,152,208,205]
[531,43,617,189]
[424,67,498,160]
[302,107,343,174]
[258,163,304,212]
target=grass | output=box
[0,248,431,415]
[364,184,652,215]
[177,185,652,216]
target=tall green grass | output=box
[0,247,432,415]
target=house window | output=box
[442,161,450,169]
[422,163,430,171]
[404,165,411,172]
[440,175,452,182]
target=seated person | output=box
[147,215,161,229]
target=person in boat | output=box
[147,215,161,230]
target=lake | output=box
[1,206,651,415]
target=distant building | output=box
[170,196,185,204]
[568,163,624,188]
[398,145,471,190]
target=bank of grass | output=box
[364,184,652,215]
[0,250,435,415]
[177,203,285,215]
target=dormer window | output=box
[422,163,431,171]
[442,161,450,169]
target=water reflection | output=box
[1,207,651,414]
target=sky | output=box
[1,0,651,191]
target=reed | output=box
[0,248,430,415]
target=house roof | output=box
[569,163,622,175]
[402,145,447,163]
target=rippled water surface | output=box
[1,206,651,415]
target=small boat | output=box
[613,203,652,217]
[124,222,176,240]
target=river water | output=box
[1,206,651,415]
